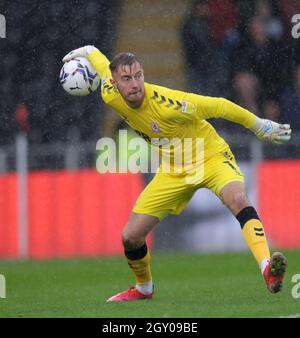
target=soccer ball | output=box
[59,57,100,96]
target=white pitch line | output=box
[279,313,300,318]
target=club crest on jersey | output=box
[151,122,160,133]
[181,100,195,114]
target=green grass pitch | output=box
[0,250,299,318]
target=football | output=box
[59,57,100,96]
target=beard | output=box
[124,89,145,108]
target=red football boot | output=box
[106,285,153,302]
[263,252,287,293]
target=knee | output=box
[227,191,250,214]
[122,229,143,251]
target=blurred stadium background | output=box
[0,0,300,261]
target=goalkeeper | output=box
[63,46,291,302]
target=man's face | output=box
[111,62,145,108]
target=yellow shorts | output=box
[133,148,244,220]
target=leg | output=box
[220,180,271,268]
[220,181,287,293]
[203,150,269,268]
[123,213,159,294]
[107,212,159,302]
[107,171,197,302]
[219,180,250,215]
[122,212,159,251]
[204,149,287,293]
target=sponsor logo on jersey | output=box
[182,100,187,113]
[181,101,195,114]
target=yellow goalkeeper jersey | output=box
[89,50,256,174]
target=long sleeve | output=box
[191,95,257,129]
[88,49,111,78]
[88,49,118,104]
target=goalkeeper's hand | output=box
[251,117,291,144]
[62,45,97,62]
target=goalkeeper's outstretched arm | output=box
[194,96,291,144]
